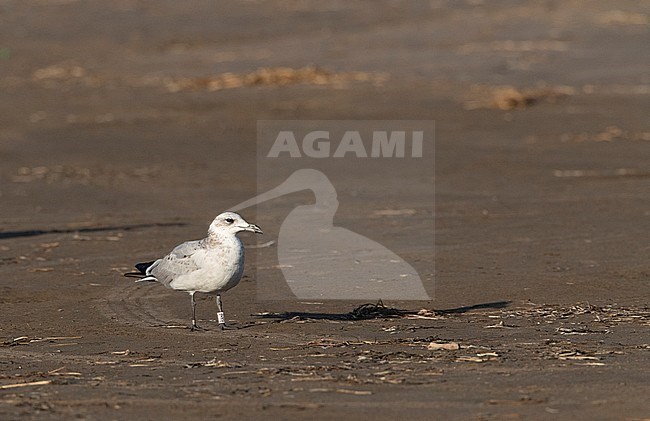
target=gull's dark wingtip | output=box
[123,260,156,279]
[135,261,156,273]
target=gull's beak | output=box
[247,224,263,234]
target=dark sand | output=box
[1,1,649,419]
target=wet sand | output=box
[1,1,649,419]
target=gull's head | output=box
[209,212,263,236]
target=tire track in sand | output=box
[100,282,191,329]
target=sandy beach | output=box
[1,1,649,419]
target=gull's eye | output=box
[225,217,234,224]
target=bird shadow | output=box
[434,301,511,315]
[253,300,511,322]
[0,222,187,240]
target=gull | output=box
[124,212,263,330]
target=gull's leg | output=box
[190,292,206,331]
[216,294,236,330]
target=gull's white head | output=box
[208,212,263,236]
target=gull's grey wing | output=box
[148,239,203,288]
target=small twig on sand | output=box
[0,380,52,390]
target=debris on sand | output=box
[505,303,650,327]
[185,359,242,369]
[427,342,460,351]
[12,165,162,186]
[47,367,82,377]
[0,380,52,390]
[455,356,486,363]
[143,66,389,93]
[464,84,575,110]
[371,209,417,217]
[556,351,600,361]
[28,62,389,93]
[484,320,518,329]
[253,300,416,322]
[3,336,83,346]
[348,301,407,320]
[405,309,442,320]
[559,126,650,143]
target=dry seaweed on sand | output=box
[346,300,408,320]
[254,300,414,322]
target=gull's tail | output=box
[123,260,158,282]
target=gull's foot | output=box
[191,324,208,332]
[216,311,237,330]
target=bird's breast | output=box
[193,239,244,293]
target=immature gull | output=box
[124,212,263,330]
